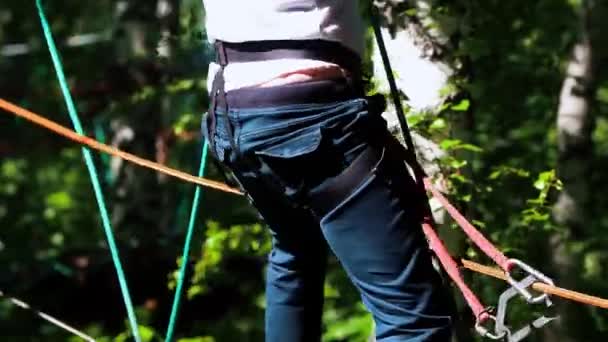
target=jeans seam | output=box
[239,115,323,139]
[237,99,366,140]
[232,98,364,117]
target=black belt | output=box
[214,39,362,77]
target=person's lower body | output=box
[203,78,455,342]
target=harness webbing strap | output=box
[214,39,362,76]
[421,222,488,319]
[424,178,511,270]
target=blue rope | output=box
[35,1,141,340]
[165,139,209,342]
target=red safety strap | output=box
[423,178,512,272]
[371,11,515,333]
[421,220,489,321]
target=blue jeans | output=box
[203,80,454,341]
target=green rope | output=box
[93,118,114,185]
[165,139,209,342]
[35,1,141,341]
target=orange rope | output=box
[2,97,608,311]
[0,98,242,195]
[461,259,608,310]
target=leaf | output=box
[449,159,468,169]
[472,220,487,229]
[46,191,73,210]
[429,118,447,131]
[404,8,418,17]
[167,79,195,93]
[458,143,483,153]
[489,170,502,180]
[406,113,425,127]
[138,325,157,342]
[451,99,470,111]
[439,139,482,153]
[488,166,530,180]
[440,139,462,150]
[116,325,158,342]
[177,338,215,342]
[533,170,558,191]
[534,176,548,190]
[187,285,204,299]
[324,282,340,299]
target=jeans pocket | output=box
[250,128,347,198]
[253,129,323,160]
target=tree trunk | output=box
[548,1,603,340]
[108,0,180,238]
[371,0,460,221]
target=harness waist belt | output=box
[217,79,363,109]
[214,39,362,76]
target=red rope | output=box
[423,178,511,271]
[422,221,489,321]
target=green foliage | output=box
[1,0,608,341]
[521,170,563,227]
[183,220,270,298]
[322,305,373,342]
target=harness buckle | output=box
[214,41,228,66]
[495,274,559,342]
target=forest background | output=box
[1,1,608,341]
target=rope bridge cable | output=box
[461,259,608,310]
[165,138,210,342]
[35,1,141,340]
[2,97,607,313]
[0,98,241,195]
[0,290,96,342]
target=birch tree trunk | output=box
[547,0,607,340]
[547,37,594,342]
[371,0,462,224]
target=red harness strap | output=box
[370,9,558,340]
[421,220,488,320]
[423,178,511,271]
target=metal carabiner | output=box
[505,258,555,304]
[475,309,509,340]
[495,274,558,342]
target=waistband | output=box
[218,78,365,109]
